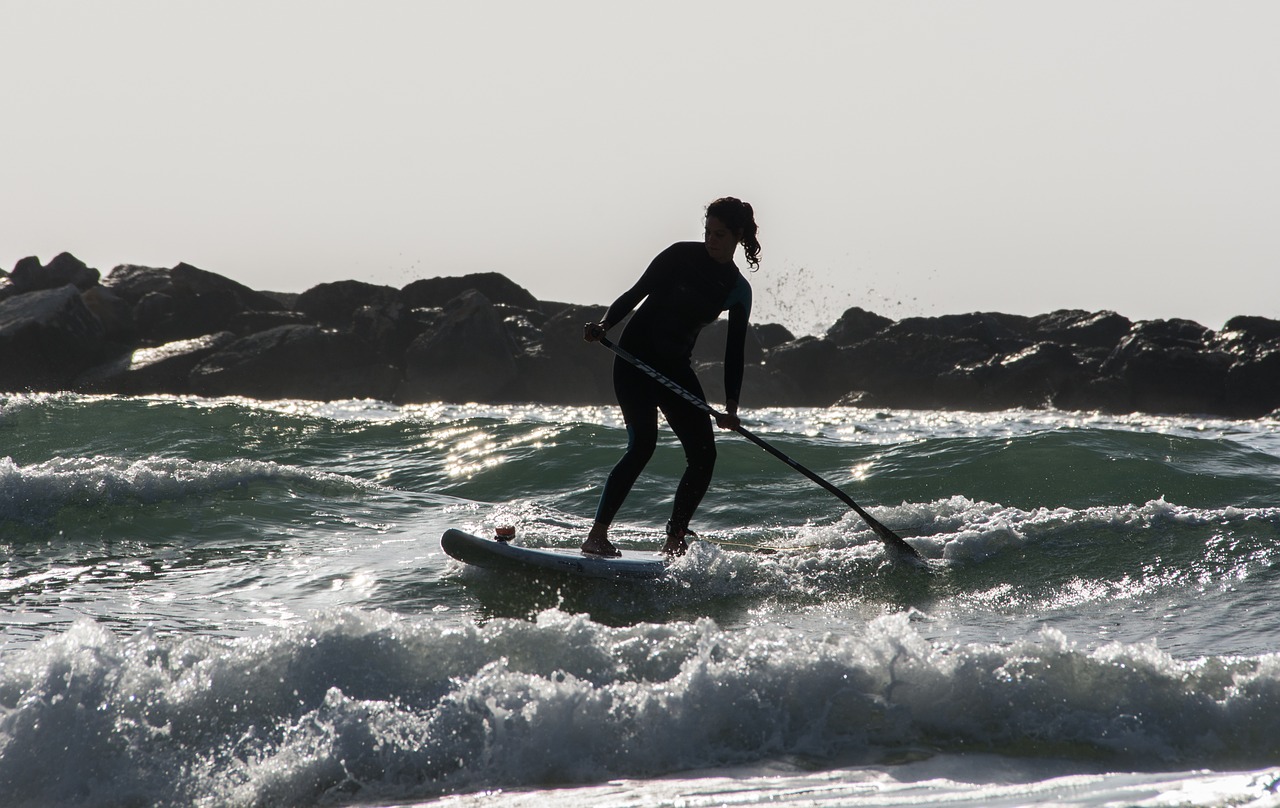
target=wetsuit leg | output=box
[657,366,716,533]
[593,361,660,526]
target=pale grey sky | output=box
[4,1,1278,333]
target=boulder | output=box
[350,300,425,362]
[226,310,315,337]
[883,312,1033,353]
[1225,348,1280,418]
[496,305,547,355]
[842,333,997,409]
[753,322,795,351]
[1214,315,1280,360]
[169,263,285,313]
[695,360,792,408]
[511,303,613,404]
[1117,318,1212,349]
[9,253,100,293]
[106,263,285,344]
[397,290,521,403]
[1029,310,1132,352]
[763,337,846,406]
[190,325,400,401]
[401,272,540,310]
[691,318,766,366]
[944,341,1086,411]
[80,285,136,343]
[825,306,892,346]
[147,287,243,343]
[132,291,179,337]
[1099,321,1230,414]
[77,332,237,395]
[295,280,401,327]
[102,265,176,305]
[0,285,107,391]
[261,290,301,310]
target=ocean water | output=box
[2,392,1280,807]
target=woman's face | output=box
[704,216,739,264]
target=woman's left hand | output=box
[715,404,741,431]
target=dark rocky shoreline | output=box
[3,252,1279,419]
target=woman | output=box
[582,197,761,557]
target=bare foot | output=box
[662,536,688,556]
[663,521,694,556]
[581,523,621,557]
[581,536,621,557]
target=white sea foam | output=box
[3,609,1279,807]
[0,454,369,523]
[877,495,1280,564]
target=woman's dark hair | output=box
[706,197,761,270]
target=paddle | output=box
[597,335,924,562]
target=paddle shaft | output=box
[597,335,921,560]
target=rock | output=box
[496,305,547,355]
[511,303,614,404]
[696,360,792,408]
[825,306,892,346]
[261,290,301,310]
[1099,321,1230,414]
[226,310,315,337]
[132,291,178,337]
[945,341,1086,411]
[159,287,243,343]
[1214,315,1280,359]
[753,322,795,351]
[1225,347,1280,418]
[397,291,521,403]
[350,300,423,361]
[1118,318,1212,349]
[883,312,1033,353]
[77,332,237,395]
[169,263,284,313]
[106,263,285,344]
[763,337,845,405]
[1029,310,1132,351]
[9,253,100,293]
[836,333,997,409]
[401,272,540,310]
[295,280,401,327]
[79,286,136,343]
[0,285,107,391]
[691,319,766,366]
[102,265,176,304]
[190,325,400,401]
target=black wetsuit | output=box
[594,241,752,532]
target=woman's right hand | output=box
[583,321,608,342]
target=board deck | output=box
[441,528,669,580]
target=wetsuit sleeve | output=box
[601,246,675,328]
[723,277,752,404]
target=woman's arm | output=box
[583,245,675,341]
[720,277,753,424]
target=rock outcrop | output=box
[3,251,1279,418]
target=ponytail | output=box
[706,197,761,270]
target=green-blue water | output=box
[3,393,1280,806]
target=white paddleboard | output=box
[441,528,668,580]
